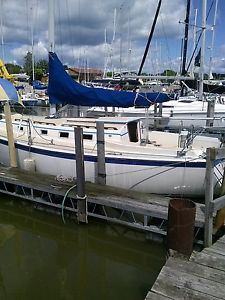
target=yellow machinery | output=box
[0,59,14,82]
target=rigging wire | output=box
[158,14,175,75]
[186,0,215,73]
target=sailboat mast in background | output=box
[181,0,191,77]
[198,0,207,101]
[208,0,218,80]
[48,0,56,115]
[137,0,162,76]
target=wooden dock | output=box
[0,164,205,238]
[146,234,225,299]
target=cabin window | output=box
[60,132,69,138]
[105,127,118,130]
[83,134,93,140]
[127,121,138,142]
[41,130,48,135]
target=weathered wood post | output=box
[74,127,87,223]
[3,101,17,167]
[153,103,162,129]
[158,103,163,125]
[214,150,225,233]
[96,120,106,185]
[153,103,158,129]
[204,147,215,247]
[206,99,215,127]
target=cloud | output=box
[0,0,223,73]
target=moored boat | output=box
[0,113,224,197]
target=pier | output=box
[0,164,205,239]
[146,234,225,299]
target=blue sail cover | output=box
[48,52,177,108]
[32,80,47,90]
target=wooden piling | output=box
[74,127,87,223]
[204,148,214,247]
[3,102,17,167]
[96,121,106,185]
[206,99,215,127]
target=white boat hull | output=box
[0,136,223,197]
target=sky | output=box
[1,0,225,74]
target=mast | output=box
[31,5,35,82]
[181,0,191,76]
[208,0,218,79]
[103,28,107,78]
[137,0,162,76]
[48,0,56,114]
[48,0,55,53]
[190,8,198,77]
[180,0,191,96]
[0,0,5,60]
[199,0,207,100]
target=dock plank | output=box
[145,291,172,299]
[152,269,219,299]
[219,235,225,243]
[152,263,225,299]
[210,240,225,249]
[147,236,225,300]
[190,250,225,271]
[166,256,225,284]
[204,246,225,257]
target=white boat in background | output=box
[0,113,224,197]
[87,95,225,130]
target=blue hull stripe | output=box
[0,138,207,168]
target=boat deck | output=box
[0,165,205,238]
[146,234,225,299]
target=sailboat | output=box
[0,110,224,197]
[0,0,224,197]
[0,52,224,197]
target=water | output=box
[0,195,166,300]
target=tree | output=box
[23,52,49,82]
[160,69,177,83]
[36,59,48,75]
[5,63,22,74]
[161,69,177,77]
[23,51,33,78]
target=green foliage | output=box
[36,59,48,75]
[34,68,44,80]
[106,71,112,77]
[23,52,48,81]
[23,51,33,77]
[161,69,177,76]
[5,63,22,74]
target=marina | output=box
[1,0,225,299]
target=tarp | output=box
[48,52,177,107]
[32,80,47,90]
[0,78,20,102]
